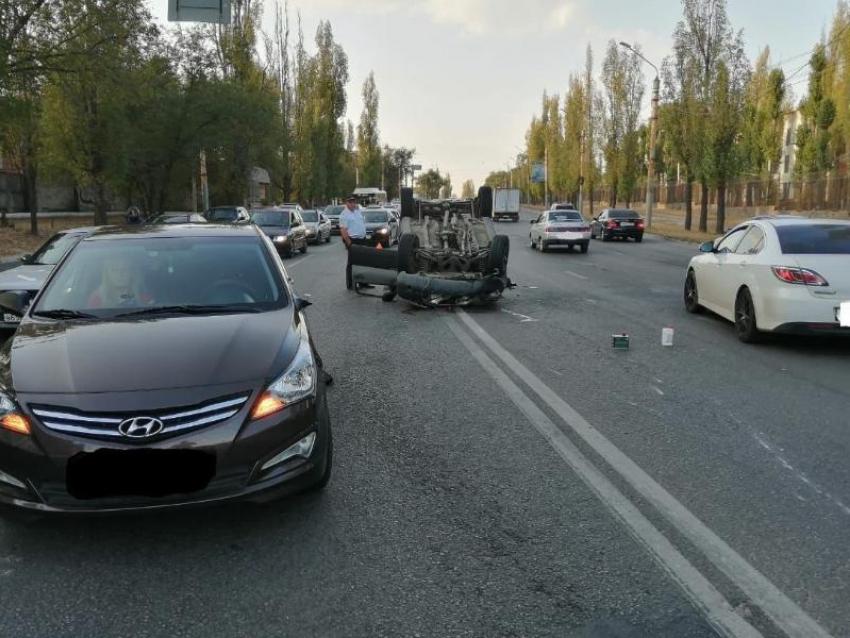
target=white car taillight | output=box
[771,266,829,287]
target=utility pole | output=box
[578,131,585,214]
[620,42,659,229]
[545,145,549,208]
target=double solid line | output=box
[446,310,834,638]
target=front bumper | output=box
[365,232,391,247]
[329,219,341,234]
[494,213,519,221]
[0,383,331,513]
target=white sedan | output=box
[684,217,850,342]
[529,209,591,254]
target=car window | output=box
[734,226,766,255]
[35,236,286,316]
[208,208,238,222]
[252,210,289,227]
[775,224,850,254]
[608,210,638,219]
[30,233,84,266]
[716,227,749,253]
[301,211,319,222]
[364,211,389,223]
[549,211,583,221]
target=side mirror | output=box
[0,290,33,318]
[293,296,312,313]
[20,254,32,264]
[699,241,716,254]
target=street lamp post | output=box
[620,42,659,230]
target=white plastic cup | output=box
[662,326,675,347]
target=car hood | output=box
[304,221,320,229]
[0,264,53,292]
[365,222,389,230]
[4,310,301,394]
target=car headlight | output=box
[378,228,389,235]
[251,336,316,420]
[0,388,30,435]
[274,235,288,243]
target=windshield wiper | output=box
[32,309,99,320]
[114,305,264,318]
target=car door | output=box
[532,213,546,244]
[594,211,607,237]
[698,226,750,314]
[293,212,306,247]
[714,225,766,313]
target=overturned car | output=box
[349,187,512,307]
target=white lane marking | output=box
[577,262,598,267]
[564,270,588,281]
[285,254,314,269]
[753,432,850,517]
[585,299,598,305]
[549,368,564,377]
[445,317,763,638]
[654,378,664,385]
[501,309,538,323]
[456,310,835,638]
[651,385,665,396]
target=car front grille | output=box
[30,393,251,441]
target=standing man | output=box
[339,197,369,290]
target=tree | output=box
[669,0,744,232]
[440,173,453,199]
[601,40,645,206]
[702,60,748,232]
[416,168,446,199]
[796,46,836,179]
[461,179,475,198]
[357,71,381,187]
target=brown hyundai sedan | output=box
[0,224,332,513]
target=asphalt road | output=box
[0,214,848,638]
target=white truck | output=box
[493,187,521,222]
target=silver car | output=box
[301,209,332,244]
[0,227,97,330]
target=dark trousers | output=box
[345,237,367,289]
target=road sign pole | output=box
[200,150,210,213]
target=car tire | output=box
[477,186,493,218]
[300,239,308,254]
[538,238,547,253]
[488,235,509,276]
[401,187,415,219]
[735,288,762,343]
[529,234,536,249]
[398,233,420,274]
[635,233,644,243]
[580,242,589,254]
[601,232,609,242]
[684,270,704,314]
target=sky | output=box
[150,0,839,192]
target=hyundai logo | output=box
[118,416,165,438]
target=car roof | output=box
[85,224,261,241]
[755,216,850,227]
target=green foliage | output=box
[416,168,448,199]
[357,71,381,187]
[461,179,475,198]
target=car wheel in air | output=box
[401,187,415,219]
[398,233,420,274]
[684,270,704,314]
[477,186,493,218]
[488,235,510,277]
[735,288,762,343]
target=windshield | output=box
[30,233,84,266]
[208,208,238,222]
[776,224,850,254]
[301,211,319,222]
[549,212,583,221]
[608,210,639,219]
[325,205,344,216]
[34,236,285,317]
[364,211,389,223]
[251,210,289,227]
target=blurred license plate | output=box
[366,233,373,239]
[620,222,634,228]
[3,313,20,324]
[837,302,850,327]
